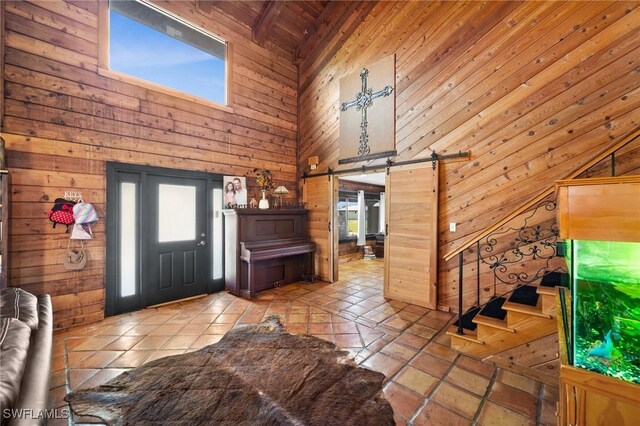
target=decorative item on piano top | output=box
[258,193,269,210]
[254,169,274,210]
[224,176,248,208]
[273,186,289,208]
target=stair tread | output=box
[540,271,569,288]
[509,285,539,306]
[479,297,507,320]
[473,315,515,332]
[446,325,484,344]
[502,301,552,318]
[452,306,481,331]
[537,285,557,296]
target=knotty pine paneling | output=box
[298,1,640,312]
[1,0,298,329]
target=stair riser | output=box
[508,311,538,327]
[508,302,555,324]
[451,314,557,358]
[477,326,501,342]
[539,293,557,315]
[450,335,483,351]
[503,301,551,323]
[477,323,514,341]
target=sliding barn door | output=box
[304,176,336,282]
[384,163,438,308]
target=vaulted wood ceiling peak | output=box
[198,0,331,57]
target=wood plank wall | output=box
[298,1,640,311]
[1,0,298,329]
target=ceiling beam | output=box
[252,1,283,45]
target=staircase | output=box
[445,227,569,386]
[441,128,640,386]
[444,193,568,364]
[447,272,568,358]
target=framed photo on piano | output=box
[223,176,247,208]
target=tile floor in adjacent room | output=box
[48,259,558,425]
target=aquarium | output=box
[568,239,640,384]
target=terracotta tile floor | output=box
[48,259,558,425]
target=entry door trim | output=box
[106,162,223,316]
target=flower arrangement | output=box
[254,169,274,191]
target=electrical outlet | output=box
[449,222,457,232]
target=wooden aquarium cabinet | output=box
[555,176,640,242]
[555,176,640,425]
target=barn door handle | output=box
[385,224,388,236]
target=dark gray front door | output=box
[144,175,208,306]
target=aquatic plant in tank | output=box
[567,239,640,384]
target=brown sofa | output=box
[0,288,53,425]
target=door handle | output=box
[197,240,206,246]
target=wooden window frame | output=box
[97,0,233,112]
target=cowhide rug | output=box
[65,316,394,425]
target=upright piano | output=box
[223,209,316,299]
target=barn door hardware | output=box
[301,151,469,180]
[430,150,470,170]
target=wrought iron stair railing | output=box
[445,126,640,336]
[453,197,566,335]
[480,199,561,294]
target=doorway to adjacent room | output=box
[336,173,386,297]
[305,162,439,310]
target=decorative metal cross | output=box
[340,68,394,157]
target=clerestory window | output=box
[104,0,228,106]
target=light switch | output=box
[449,222,457,232]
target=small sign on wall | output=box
[64,191,83,200]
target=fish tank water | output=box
[567,239,640,384]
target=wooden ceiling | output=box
[203,0,330,57]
